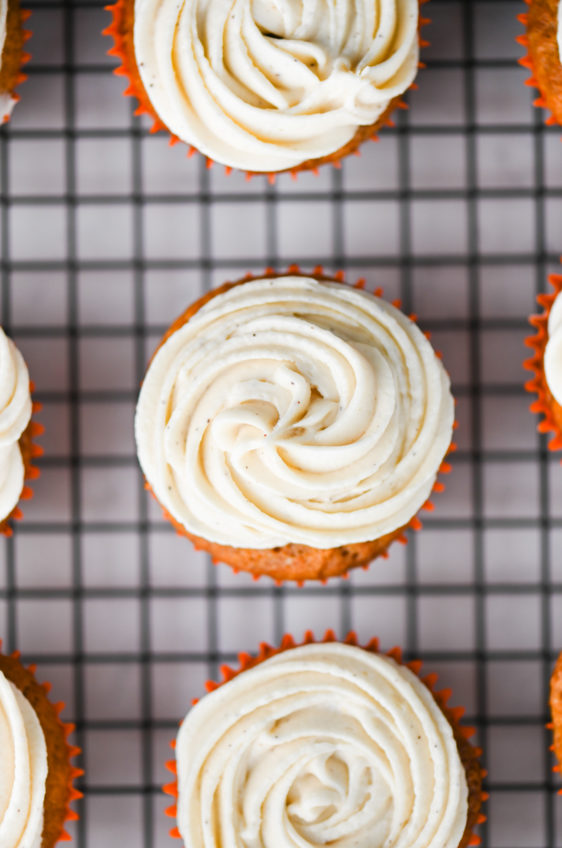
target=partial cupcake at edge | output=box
[0,327,43,535]
[518,0,562,124]
[163,631,486,848]
[525,270,562,450]
[0,641,82,846]
[0,0,31,124]
[550,652,562,790]
[135,270,456,583]
[104,0,427,177]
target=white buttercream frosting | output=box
[0,0,17,123]
[135,276,454,550]
[545,292,562,406]
[0,669,48,848]
[176,642,469,848]
[0,329,32,521]
[133,0,419,172]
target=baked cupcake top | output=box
[133,0,419,172]
[544,291,562,405]
[0,668,48,848]
[0,329,31,522]
[136,276,454,550]
[175,642,468,848]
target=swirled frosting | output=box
[0,0,17,123]
[133,0,419,172]
[176,642,469,848]
[0,329,32,522]
[0,670,48,848]
[135,276,454,550]
[545,292,562,406]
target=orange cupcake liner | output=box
[516,0,562,126]
[103,0,430,181]
[548,651,562,794]
[0,1,31,125]
[524,271,562,451]
[0,641,83,845]
[143,266,457,586]
[547,724,562,794]
[525,287,562,794]
[0,379,44,537]
[163,630,487,847]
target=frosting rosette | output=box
[0,669,48,848]
[175,642,469,848]
[0,329,32,522]
[132,0,419,172]
[135,276,454,550]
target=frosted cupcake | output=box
[518,0,562,124]
[525,273,562,450]
[0,643,82,846]
[105,0,423,176]
[163,633,486,847]
[0,328,42,534]
[0,0,31,124]
[135,272,455,582]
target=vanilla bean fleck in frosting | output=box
[0,329,32,522]
[135,277,454,550]
[175,642,469,848]
[133,0,419,172]
[0,670,48,848]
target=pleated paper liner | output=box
[0,0,31,124]
[102,0,430,182]
[549,651,562,793]
[526,290,562,794]
[0,379,44,537]
[524,272,562,451]
[143,266,457,585]
[516,0,562,126]
[163,630,487,848]
[0,642,83,846]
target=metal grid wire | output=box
[1,0,562,845]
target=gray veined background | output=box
[1,0,562,845]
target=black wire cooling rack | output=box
[1,0,562,845]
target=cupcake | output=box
[0,0,31,124]
[0,642,82,845]
[0,327,43,535]
[524,273,562,451]
[550,652,562,787]
[104,0,425,177]
[163,632,486,847]
[135,271,455,583]
[518,0,562,125]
